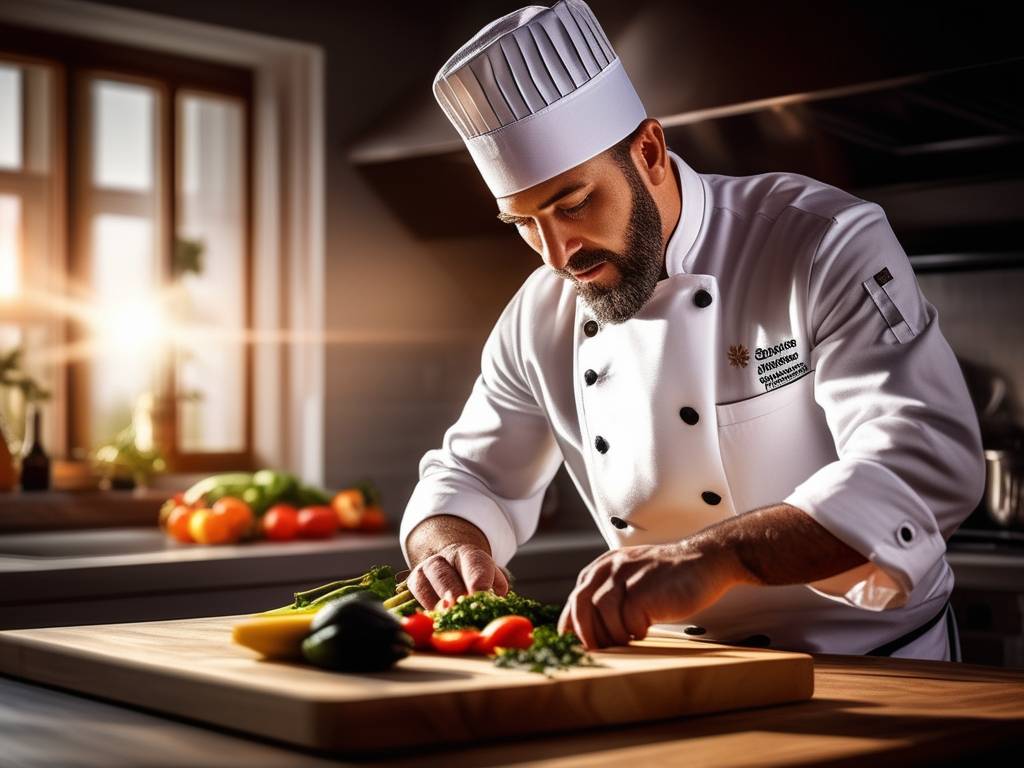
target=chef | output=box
[400,0,985,660]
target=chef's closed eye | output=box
[559,195,591,219]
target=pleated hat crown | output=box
[434,0,647,197]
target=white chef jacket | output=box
[400,150,985,660]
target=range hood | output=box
[350,1,1024,252]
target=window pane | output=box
[88,214,163,445]
[175,93,246,453]
[92,80,154,191]
[0,65,21,170]
[80,76,163,453]
[0,195,20,299]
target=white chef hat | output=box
[433,0,647,198]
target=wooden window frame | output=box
[0,22,256,473]
[0,0,326,487]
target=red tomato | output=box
[297,505,338,539]
[431,630,482,655]
[262,504,299,541]
[473,615,534,654]
[400,611,435,649]
[358,505,387,532]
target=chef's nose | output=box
[538,221,582,271]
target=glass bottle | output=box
[20,404,50,492]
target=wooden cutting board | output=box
[0,616,813,752]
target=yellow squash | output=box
[232,614,315,659]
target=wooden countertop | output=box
[3,653,1022,767]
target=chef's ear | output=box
[631,118,671,187]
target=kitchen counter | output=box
[2,652,1022,767]
[0,529,606,629]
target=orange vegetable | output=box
[188,508,234,545]
[166,505,194,543]
[331,489,365,529]
[213,496,254,537]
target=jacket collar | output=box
[663,150,707,277]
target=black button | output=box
[701,491,721,505]
[595,436,609,454]
[899,525,914,543]
[693,289,713,308]
[609,516,627,529]
[683,625,706,636]
[583,320,599,337]
[584,369,598,386]
[679,406,699,425]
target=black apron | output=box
[867,599,957,659]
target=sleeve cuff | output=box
[783,459,947,611]
[399,472,522,569]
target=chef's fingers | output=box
[492,564,510,596]
[622,598,650,642]
[407,566,441,611]
[569,592,599,649]
[592,581,629,647]
[457,546,501,594]
[567,565,609,649]
[557,600,573,635]
[592,607,619,650]
[421,556,468,607]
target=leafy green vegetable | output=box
[493,625,594,676]
[261,565,397,616]
[431,591,562,631]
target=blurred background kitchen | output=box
[0,0,1022,665]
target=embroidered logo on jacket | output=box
[727,344,750,368]
[754,338,808,391]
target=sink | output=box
[0,528,174,559]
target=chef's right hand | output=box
[407,542,510,611]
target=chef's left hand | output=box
[558,542,744,649]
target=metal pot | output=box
[984,449,1024,529]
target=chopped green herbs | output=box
[430,591,562,631]
[493,625,594,676]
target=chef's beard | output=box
[555,160,664,324]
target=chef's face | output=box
[496,138,664,324]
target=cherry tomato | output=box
[331,489,365,529]
[297,505,338,539]
[188,508,233,545]
[400,611,435,649]
[474,615,533,654]
[166,505,194,543]
[262,504,299,541]
[431,630,482,655]
[358,505,387,532]
[212,496,254,537]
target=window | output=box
[0,25,254,472]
